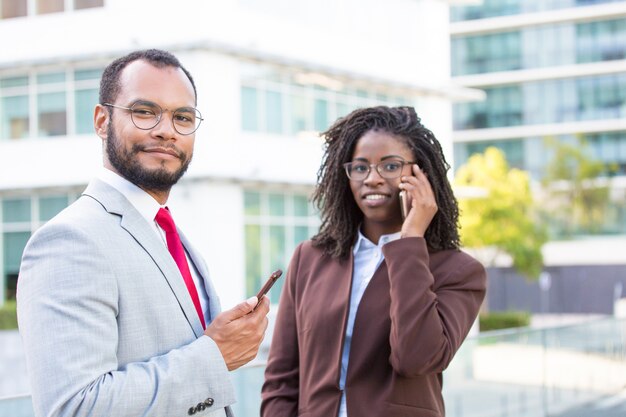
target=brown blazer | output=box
[261,237,486,417]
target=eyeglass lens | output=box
[130,101,201,135]
[345,160,407,180]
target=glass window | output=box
[0,76,30,139]
[1,194,73,301]
[356,89,368,99]
[293,195,309,217]
[453,18,626,75]
[0,76,28,88]
[244,224,261,304]
[74,0,103,9]
[335,101,350,119]
[3,231,30,299]
[36,74,66,136]
[241,87,258,131]
[1,0,27,18]
[268,193,285,217]
[1,68,104,139]
[38,92,67,136]
[268,225,285,303]
[1,95,29,139]
[240,63,413,136]
[2,198,31,223]
[461,139,525,170]
[75,89,98,134]
[37,72,65,84]
[294,226,309,248]
[244,191,261,216]
[452,31,520,75]
[587,131,626,175]
[39,195,69,221]
[74,68,103,81]
[314,98,328,132]
[3,231,30,276]
[37,0,64,14]
[577,19,626,64]
[265,90,283,134]
[456,75,626,130]
[290,94,308,134]
[244,190,319,304]
[451,0,621,21]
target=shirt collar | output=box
[97,167,164,223]
[352,229,402,256]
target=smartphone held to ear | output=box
[399,190,410,220]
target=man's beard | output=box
[106,123,192,192]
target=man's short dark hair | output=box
[99,49,197,106]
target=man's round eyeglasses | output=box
[343,159,416,181]
[103,100,203,135]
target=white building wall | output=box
[0,0,461,307]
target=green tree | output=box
[541,136,614,237]
[455,147,546,279]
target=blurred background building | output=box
[0,0,478,310]
[2,1,626,416]
[450,0,626,314]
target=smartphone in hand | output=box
[399,190,410,220]
[254,269,283,309]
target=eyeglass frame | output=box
[343,158,417,181]
[102,100,204,135]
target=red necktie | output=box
[155,207,206,329]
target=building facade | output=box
[450,0,626,311]
[0,0,473,308]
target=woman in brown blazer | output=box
[261,106,486,417]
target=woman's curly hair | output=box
[311,106,460,259]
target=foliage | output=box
[541,136,615,236]
[0,300,18,330]
[455,147,546,279]
[479,310,531,331]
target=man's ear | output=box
[94,104,109,140]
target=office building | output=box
[0,0,474,308]
[450,0,626,311]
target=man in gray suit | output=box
[17,49,270,417]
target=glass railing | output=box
[442,318,626,417]
[232,317,626,416]
[3,317,626,417]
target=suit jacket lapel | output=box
[82,179,205,338]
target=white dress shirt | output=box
[338,230,402,417]
[97,167,211,326]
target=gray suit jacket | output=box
[17,179,235,417]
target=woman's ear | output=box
[94,104,109,140]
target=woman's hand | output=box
[398,164,438,238]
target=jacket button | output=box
[188,407,197,415]
[197,403,206,412]
[204,398,214,407]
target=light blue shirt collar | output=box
[352,229,402,255]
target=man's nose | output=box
[151,112,177,139]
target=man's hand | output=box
[204,296,270,371]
